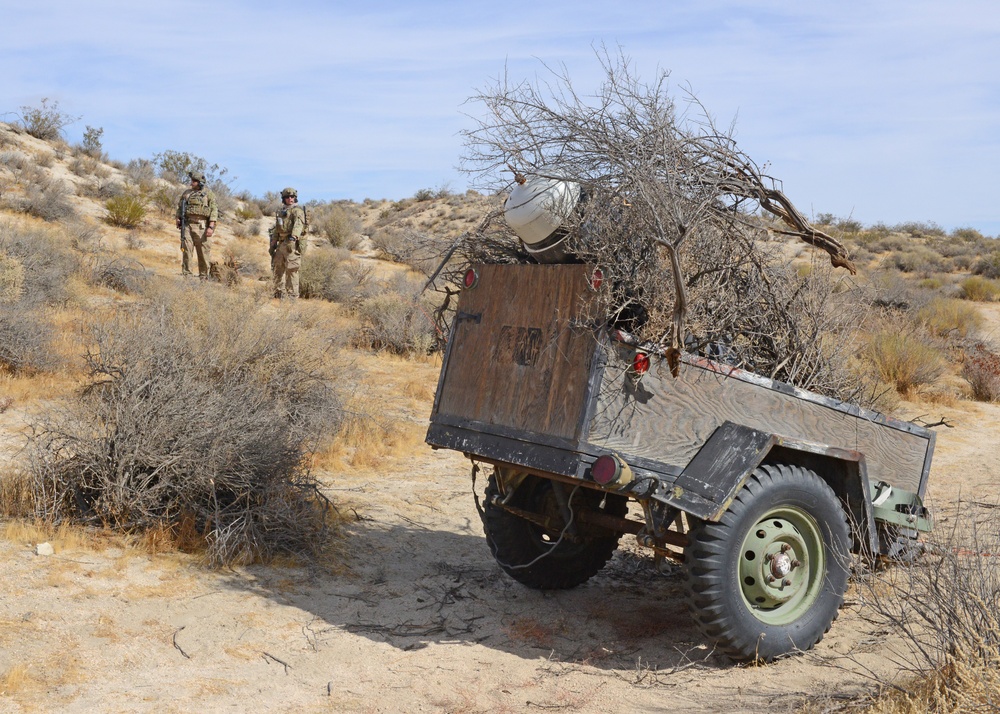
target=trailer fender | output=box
[665,421,879,558]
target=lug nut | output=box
[780,543,792,553]
[790,559,802,569]
[782,578,792,587]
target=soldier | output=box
[175,170,219,279]
[271,187,306,299]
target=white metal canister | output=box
[503,176,581,256]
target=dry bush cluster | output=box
[2,177,76,222]
[23,285,346,566]
[313,203,362,248]
[16,98,80,141]
[863,330,945,396]
[854,505,1000,713]
[452,50,866,402]
[0,220,82,373]
[89,255,149,294]
[349,274,438,356]
[298,246,370,302]
[961,344,1000,402]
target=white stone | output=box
[35,542,54,556]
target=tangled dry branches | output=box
[445,49,865,400]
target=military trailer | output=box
[425,182,934,661]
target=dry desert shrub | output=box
[0,252,24,302]
[16,98,80,141]
[854,504,1000,713]
[24,285,346,566]
[961,344,1000,402]
[863,329,945,395]
[970,251,1000,279]
[315,204,361,248]
[0,304,60,375]
[299,246,372,302]
[0,219,83,305]
[350,275,438,355]
[916,297,983,340]
[3,178,76,222]
[90,255,149,294]
[958,275,1000,302]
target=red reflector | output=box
[592,455,621,485]
[463,268,479,289]
[589,267,604,291]
[633,352,650,375]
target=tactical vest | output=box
[274,206,305,239]
[185,190,212,217]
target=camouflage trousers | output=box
[181,218,212,277]
[272,239,301,298]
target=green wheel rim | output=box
[737,506,826,625]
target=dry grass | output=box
[863,330,945,395]
[849,505,1000,713]
[0,664,37,696]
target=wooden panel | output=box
[434,264,601,440]
[588,348,931,493]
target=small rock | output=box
[35,542,55,556]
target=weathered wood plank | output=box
[434,264,601,440]
[588,346,931,493]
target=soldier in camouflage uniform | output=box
[175,170,219,278]
[271,187,306,299]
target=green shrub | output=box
[959,275,1000,302]
[80,125,104,158]
[863,330,944,394]
[104,194,147,228]
[917,297,983,339]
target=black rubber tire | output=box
[684,463,851,661]
[482,470,627,590]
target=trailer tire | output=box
[684,463,850,661]
[483,471,627,590]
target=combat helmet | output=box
[280,187,298,199]
[188,170,206,184]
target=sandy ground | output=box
[3,370,998,713]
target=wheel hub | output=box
[769,551,793,579]
[737,507,826,625]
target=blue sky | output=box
[2,1,999,234]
